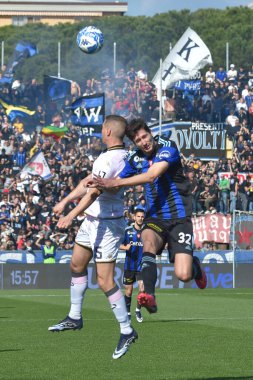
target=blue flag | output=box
[70,94,105,129]
[174,80,201,92]
[44,75,71,102]
[14,41,37,58]
[0,41,38,84]
[0,98,35,122]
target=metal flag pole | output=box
[58,42,61,78]
[113,42,117,76]
[1,41,4,69]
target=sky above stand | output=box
[113,0,251,16]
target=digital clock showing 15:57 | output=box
[10,270,39,286]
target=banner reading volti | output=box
[150,121,227,160]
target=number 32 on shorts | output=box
[177,232,192,245]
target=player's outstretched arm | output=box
[53,175,92,216]
[92,161,169,189]
[57,187,101,229]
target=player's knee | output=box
[125,288,133,297]
[97,275,114,292]
[175,268,192,282]
[70,260,84,273]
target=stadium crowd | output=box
[0,62,253,252]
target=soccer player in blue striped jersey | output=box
[91,118,207,314]
[120,209,145,323]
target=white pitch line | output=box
[1,292,252,298]
[0,294,104,297]
[0,293,180,298]
[0,317,253,323]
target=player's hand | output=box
[89,175,119,189]
[53,200,67,216]
[57,215,73,229]
[82,176,93,187]
[85,178,97,188]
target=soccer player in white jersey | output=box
[48,115,138,359]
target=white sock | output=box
[106,285,132,335]
[69,274,88,320]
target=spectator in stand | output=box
[238,66,247,85]
[226,110,241,141]
[71,81,81,97]
[241,84,250,100]
[248,179,253,212]
[34,104,46,128]
[202,88,212,106]
[50,232,67,249]
[127,67,137,85]
[147,93,159,121]
[229,171,239,213]
[237,174,251,211]
[218,174,230,215]
[247,64,253,81]
[201,177,219,214]
[36,236,57,264]
[11,215,24,237]
[237,107,248,124]
[13,146,26,167]
[187,171,201,216]
[248,102,253,128]
[16,232,27,250]
[205,66,216,84]
[0,204,10,225]
[24,239,35,254]
[236,98,248,113]
[215,66,227,84]
[227,64,238,83]
[245,89,253,109]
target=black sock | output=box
[192,256,202,279]
[124,295,132,313]
[141,252,157,295]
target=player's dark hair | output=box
[134,208,145,214]
[126,118,151,141]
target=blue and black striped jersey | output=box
[119,135,192,220]
[122,225,143,272]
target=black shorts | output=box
[143,217,193,263]
[123,270,142,285]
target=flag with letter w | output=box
[70,93,105,130]
[152,27,213,90]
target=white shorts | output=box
[75,215,125,262]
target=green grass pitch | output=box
[0,288,253,380]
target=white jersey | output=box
[85,147,127,219]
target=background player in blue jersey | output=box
[91,118,207,314]
[120,208,145,323]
